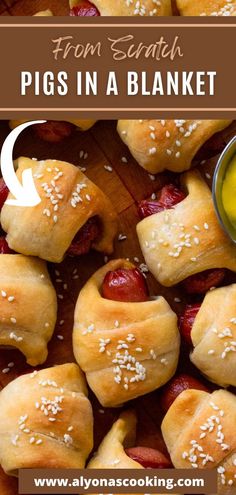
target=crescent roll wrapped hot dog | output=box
[117,120,231,174]
[0,254,57,366]
[88,410,178,495]
[0,363,93,476]
[162,388,236,494]
[69,0,172,16]
[137,170,236,287]
[1,158,118,263]
[190,284,236,388]
[73,259,180,407]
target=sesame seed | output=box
[149,147,157,155]
[2,368,10,374]
[118,233,127,241]
[104,165,113,173]
[148,174,155,181]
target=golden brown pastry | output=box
[137,170,236,286]
[176,0,236,16]
[117,120,231,174]
[162,388,236,494]
[9,119,96,132]
[0,254,57,366]
[34,9,53,16]
[0,363,93,475]
[1,158,118,263]
[69,0,172,16]
[191,284,236,388]
[73,259,180,407]
[88,411,140,469]
[88,411,178,495]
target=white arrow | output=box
[0,120,46,207]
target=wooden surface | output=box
[1,0,71,15]
[0,119,235,493]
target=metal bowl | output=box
[212,135,236,243]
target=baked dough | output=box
[73,259,180,407]
[88,410,140,469]
[190,284,236,388]
[0,254,57,366]
[34,9,53,16]
[1,157,118,263]
[88,410,178,495]
[162,388,236,494]
[9,119,96,132]
[137,170,236,286]
[69,0,172,16]
[117,120,232,174]
[0,363,93,475]
[176,0,236,16]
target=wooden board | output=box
[0,119,235,494]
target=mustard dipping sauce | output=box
[222,154,236,229]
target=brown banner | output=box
[0,17,235,118]
[18,468,217,494]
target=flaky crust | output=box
[117,120,232,174]
[70,0,172,16]
[191,284,236,388]
[161,389,236,494]
[0,254,57,366]
[176,0,236,16]
[137,170,236,286]
[0,363,93,476]
[1,158,118,263]
[73,259,180,407]
[9,119,96,131]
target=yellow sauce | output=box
[222,154,236,229]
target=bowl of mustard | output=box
[213,135,236,243]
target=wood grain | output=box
[0,2,9,14]
[8,0,69,15]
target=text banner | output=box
[0,17,235,118]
